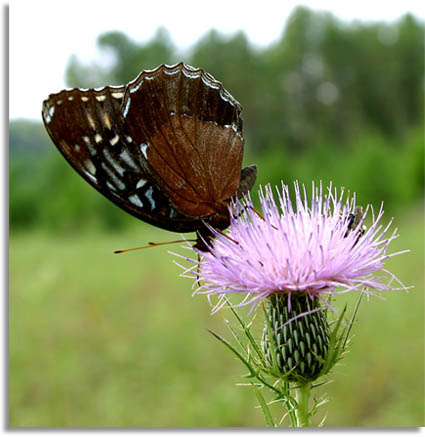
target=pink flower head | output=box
[179,181,408,314]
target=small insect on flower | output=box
[345,205,367,239]
[179,181,408,314]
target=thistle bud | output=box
[262,293,330,383]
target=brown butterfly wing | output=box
[122,63,245,219]
[41,86,203,232]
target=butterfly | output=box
[42,62,257,251]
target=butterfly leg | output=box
[232,203,265,222]
[196,252,201,287]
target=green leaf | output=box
[226,299,265,365]
[252,384,276,427]
[342,293,363,350]
[208,329,256,378]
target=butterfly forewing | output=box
[42,86,199,232]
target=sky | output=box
[9,0,425,121]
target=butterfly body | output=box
[42,63,256,250]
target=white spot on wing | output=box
[106,181,116,192]
[130,80,143,94]
[81,96,89,102]
[74,144,80,151]
[103,149,125,176]
[86,113,95,129]
[128,194,144,208]
[84,159,96,175]
[120,149,138,170]
[110,134,119,146]
[85,173,96,182]
[95,134,102,144]
[96,95,106,102]
[102,112,111,129]
[101,163,125,190]
[123,98,131,118]
[86,141,96,156]
[68,96,74,101]
[136,179,147,189]
[111,92,124,99]
[140,142,149,159]
[145,186,155,210]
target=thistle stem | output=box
[294,382,311,427]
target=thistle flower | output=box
[179,181,407,384]
[186,181,405,314]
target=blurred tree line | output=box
[10,7,424,232]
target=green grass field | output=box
[9,203,424,427]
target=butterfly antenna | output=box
[114,239,196,254]
[249,206,265,221]
[248,206,278,230]
[215,229,240,246]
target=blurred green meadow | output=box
[9,205,425,427]
[9,6,424,427]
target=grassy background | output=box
[9,202,424,427]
